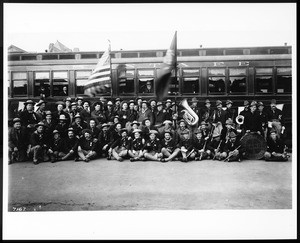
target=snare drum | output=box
[240,133,267,160]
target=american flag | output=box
[84,45,112,97]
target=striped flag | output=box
[84,44,112,97]
[155,31,177,101]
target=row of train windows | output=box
[9,68,292,96]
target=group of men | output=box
[8,96,289,164]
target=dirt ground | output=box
[8,157,292,211]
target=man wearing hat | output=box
[164,99,173,120]
[9,118,29,164]
[257,101,268,139]
[244,101,262,135]
[79,100,92,122]
[97,123,112,158]
[128,129,146,162]
[110,128,131,162]
[42,111,57,138]
[141,117,157,141]
[149,99,157,114]
[69,102,78,123]
[55,114,70,139]
[47,130,64,163]
[91,101,107,125]
[75,97,84,113]
[143,130,163,162]
[61,128,79,161]
[199,121,211,141]
[154,101,166,126]
[223,131,245,162]
[158,120,175,140]
[239,100,250,117]
[63,97,72,114]
[176,119,190,143]
[88,118,101,142]
[113,98,122,113]
[137,100,154,125]
[117,101,131,128]
[207,132,225,161]
[190,97,200,125]
[160,131,181,162]
[129,121,141,137]
[266,99,285,138]
[77,129,98,162]
[135,97,143,111]
[224,100,236,122]
[192,129,210,161]
[105,101,116,123]
[264,129,288,162]
[213,100,226,125]
[179,129,194,162]
[71,113,88,139]
[35,100,47,121]
[20,100,39,136]
[29,122,49,164]
[200,99,214,128]
[221,118,238,143]
[52,101,70,125]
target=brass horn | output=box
[179,99,199,126]
[236,115,244,125]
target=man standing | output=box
[20,100,39,137]
[137,100,153,125]
[244,101,262,135]
[8,118,29,164]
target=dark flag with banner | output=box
[84,44,112,97]
[155,31,177,101]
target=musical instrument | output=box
[187,149,195,158]
[224,145,241,162]
[179,99,199,126]
[240,133,267,160]
[212,140,222,160]
[235,115,244,125]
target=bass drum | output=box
[240,133,267,160]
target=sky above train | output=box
[4,3,296,53]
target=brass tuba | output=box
[236,115,244,125]
[179,99,199,126]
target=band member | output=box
[239,100,250,117]
[137,100,154,124]
[113,97,122,113]
[76,129,98,163]
[221,118,238,142]
[105,101,116,122]
[19,100,39,137]
[266,99,285,138]
[199,121,211,141]
[141,117,156,140]
[79,100,92,122]
[223,131,245,162]
[160,131,180,162]
[69,102,78,124]
[63,97,72,114]
[91,101,107,125]
[192,129,210,161]
[224,100,236,122]
[55,114,70,139]
[164,99,173,120]
[110,128,131,162]
[257,101,268,139]
[128,129,145,162]
[190,97,200,124]
[154,101,166,126]
[149,99,157,114]
[47,130,64,163]
[136,97,143,111]
[42,111,57,138]
[118,101,130,128]
[143,130,162,162]
[29,122,49,164]
[142,80,154,93]
[61,128,79,161]
[213,100,226,125]
[207,134,225,160]
[176,119,191,142]
[171,102,180,128]
[52,101,70,125]
[97,123,112,158]
[179,130,194,162]
[200,99,214,127]
[244,101,262,135]
[75,97,84,113]
[35,100,47,121]
[264,129,288,162]
[127,100,138,124]
[88,118,101,142]
[128,120,141,138]
[71,114,88,139]
[9,118,29,164]
[158,120,176,140]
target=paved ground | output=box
[8,157,292,211]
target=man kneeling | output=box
[77,129,97,162]
[110,128,131,162]
[160,131,180,162]
[264,129,289,162]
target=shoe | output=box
[33,160,39,165]
[74,157,80,162]
[238,158,241,162]
[130,158,134,162]
[84,158,90,163]
[107,156,111,160]
[140,158,146,161]
[195,157,200,161]
[181,158,187,163]
[117,157,123,162]
[173,158,179,161]
[160,158,166,162]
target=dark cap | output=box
[216,100,222,106]
[12,118,21,124]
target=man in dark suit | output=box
[244,101,262,135]
[9,118,29,164]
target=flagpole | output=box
[174,31,178,106]
[108,39,113,98]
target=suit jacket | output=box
[8,127,29,149]
[137,108,153,124]
[20,110,39,127]
[144,138,161,153]
[244,111,261,132]
[62,136,79,153]
[266,137,285,153]
[212,108,226,125]
[30,131,47,147]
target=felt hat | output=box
[120,128,128,133]
[101,123,110,128]
[65,97,72,102]
[204,99,211,104]
[71,102,77,107]
[149,130,158,135]
[115,98,121,102]
[59,114,68,120]
[82,129,92,135]
[216,100,222,106]
[132,129,142,134]
[75,97,84,101]
[270,99,276,105]
[52,130,59,134]
[229,132,237,138]
[156,101,163,107]
[166,99,172,104]
[35,122,46,128]
[163,120,172,125]
[225,118,234,125]
[226,100,233,105]
[36,100,47,106]
[24,100,35,106]
[45,111,52,117]
[244,100,249,106]
[74,114,81,119]
[12,118,21,124]
[191,97,198,102]
[107,101,113,106]
[128,100,135,104]
[257,101,264,107]
[67,127,75,132]
[142,100,148,104]
[250,101,257,107]
[131,120,140,126]
[56,101,65,107]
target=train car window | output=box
[138,69,154,94]
[228,68,247,93]
[182,69,199,76]
[12,72,27,96]
[76,70,92,94]
[53,71,69,96]
[182,77,199,94]
[277,67,292,93]
[118,70,135,95]
[34,72,50,97]
[208,68,226,94]
[255,68,273,93]
[138,70,154,76]
[168,69,179,95]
